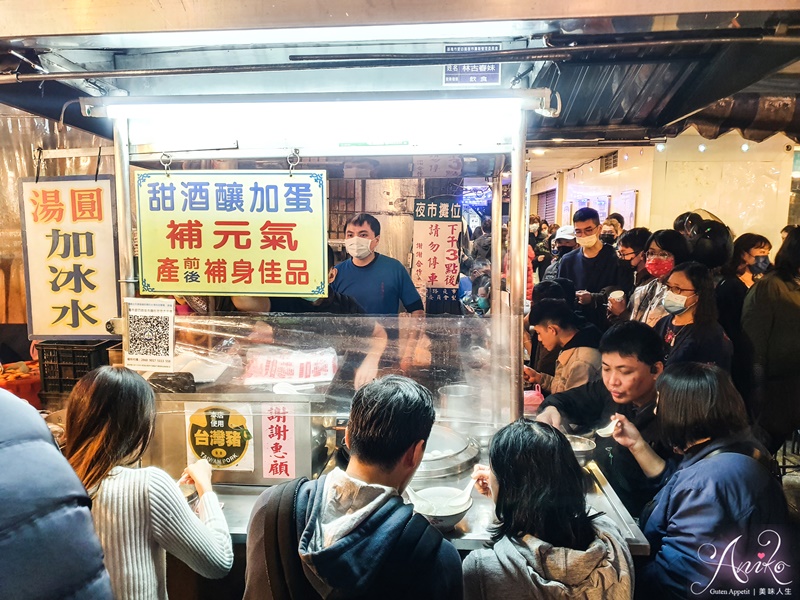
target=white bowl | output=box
[412,486,473,531]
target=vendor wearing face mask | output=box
[557,208,632,330]
[653,261,732,371]
[331,213,424,316]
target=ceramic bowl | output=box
[412,486,473,531]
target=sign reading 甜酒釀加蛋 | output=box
[19,176,120,339]
[412,198,462,304]
[136,170,328,297]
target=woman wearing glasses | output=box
[623,230,692,327]
[653,261,732,371]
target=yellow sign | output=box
[136,170,328,296]
[19,176,119,339]
[186,404,253,470]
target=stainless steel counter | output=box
[215,460,650,556]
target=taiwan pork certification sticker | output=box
[123,297,175,372]
[185,402,254,471]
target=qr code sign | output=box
[128,315,171,356]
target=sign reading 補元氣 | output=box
[135,170,328,297]
[19,176,120,339]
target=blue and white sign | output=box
[461,185,492,207]
[443,44,502,86]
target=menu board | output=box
[135,170,328,297]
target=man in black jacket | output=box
[558,207,632,330]
[244,375,462,600]
[537,320,672,517]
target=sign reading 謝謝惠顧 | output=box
[19,176,120,339]
[136,170,328,297]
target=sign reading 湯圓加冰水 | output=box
[412,198,462,303]
[136,170,328,296]
[19,176,120,339]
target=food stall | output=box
[8,82,653,594]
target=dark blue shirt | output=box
[331,254,422,315]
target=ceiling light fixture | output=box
[741,143,750,152]
[656,143,666,152]
[698,144,707,153]
[531,148,546,156]
[80,91,552,157]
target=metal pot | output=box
[437,384,478,428]
[566,435,596,467]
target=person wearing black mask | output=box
[599,218,622,247]
[542,226,578,282]
[608,227,652,323]
[716,233,772,411]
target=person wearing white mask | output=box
[653,261,732,371]
[557,208,632,330]
[332,213,424,316]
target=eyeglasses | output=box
[617,249,638,259]
[646,250,673,260]
[665,283,696,295]
[573,225,597,237]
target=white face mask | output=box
[662,290,695,315]
[345,236,373,260]
[576,234,598,248]
[529,224,539,233]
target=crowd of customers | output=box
[4,202,799,599]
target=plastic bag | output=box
[524,384,546,414]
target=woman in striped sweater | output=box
[65,366,233,599]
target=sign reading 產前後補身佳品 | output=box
[19,176,120,339]
[135,170,328,297]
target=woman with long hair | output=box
[66,366,233,599]
[611,363,787,598]
[653,261,732,370]
[742,226,800,450]
[465,419,633,599]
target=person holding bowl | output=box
[465,419,634,599]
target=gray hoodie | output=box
[462,515,633,600]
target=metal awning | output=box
[0,6,799,144]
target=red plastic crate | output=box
[0,374,42,409]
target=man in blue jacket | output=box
[244,375,462,600]
[0,389,113,599]
[332,213,424,316]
